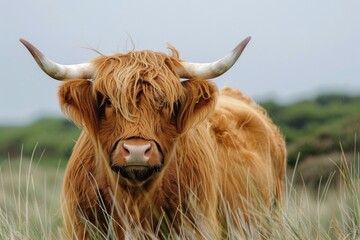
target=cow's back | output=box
[210,87,286,220]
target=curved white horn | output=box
[19,39,95,80]
[178,36,251,79]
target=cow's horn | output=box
[178,36,251,79]
[19,39,95,80]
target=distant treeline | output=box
[0,118,80,163]
[262,93,360,166]
[1,93,359,168]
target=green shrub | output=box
[0,118,80,166]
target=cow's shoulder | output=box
[211,87,270,137]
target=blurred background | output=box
[1,0,360,186]
[2,0,360,124]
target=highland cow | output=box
[20,37,286,239]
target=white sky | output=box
[1,0,360,125]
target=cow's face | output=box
[58,51,217,185]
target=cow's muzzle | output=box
[110,138,163,183]
[111,165,162,182]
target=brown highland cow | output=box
[20,37,286,239]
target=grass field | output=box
[1,150,360,239]
[0,150,64,239]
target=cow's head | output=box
[20,37,251,186]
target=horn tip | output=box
[239,36,252,48]
[244,36,252,45]
[19,38,26,44]
[19,38,33,51]
[19,38,45,60]
[19,38,47,73]
[232,36,252,57]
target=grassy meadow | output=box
[0,155,64,239]
[0,93,360,239]
[1,151,360,239]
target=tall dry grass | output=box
[0,147,64,240]
[0,147,359,239]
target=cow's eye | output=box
[105,98,112,107]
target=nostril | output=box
[122,144,130,155]
[144,144,152,155]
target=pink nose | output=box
[111,138,163,169]
[123,143,152,165]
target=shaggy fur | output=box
[58,47,286,239]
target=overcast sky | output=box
[1,0,359,125]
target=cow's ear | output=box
[176,79,217,134]
[58,80,98,133]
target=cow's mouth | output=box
[111,165,162,182]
